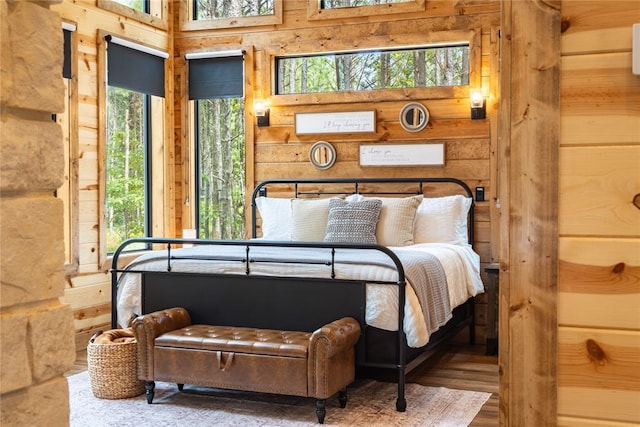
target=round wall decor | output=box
[309,141,337,170]
[399,102,429,132]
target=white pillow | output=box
[413,195,472,245]
[255,197,292,240]
[376,195,422,246]
[291,197,343,241]
[344,194,422,246]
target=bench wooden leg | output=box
[338,388,348,408]
[145,381,155,404]
[315,399,326,424]
[177,383,184,391]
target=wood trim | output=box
[62,20,80,276]
[499,1,561,425]
[488,25,500,264]
[164,41,175,237]
[264,28,480,105]
[151,95,166,238]
[244,46,256,238]
[97,30,108,267]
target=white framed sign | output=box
[359,143,445,167]
[295,111,376,134]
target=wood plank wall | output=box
[558,1,640,425]
[52,0,172,348]
[173,1,500,344]
[498,1,561,424]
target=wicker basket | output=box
[87,328,145,399]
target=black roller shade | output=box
[63,29,72,79]
[188,56,244,100]
[107,40,165,98]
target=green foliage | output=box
[323,0,410,8]
[197,97,246,240]
[195,0,274,20]
[277,45,469,95]
[113,0,145,12]
[106,87,147,252]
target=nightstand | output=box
[484,262,499,355]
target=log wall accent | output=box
[498,1,561,425]
[0,1,76,424]
[558,2,640,424]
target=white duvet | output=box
[115,242,483,348]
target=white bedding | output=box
[115,243,483,348]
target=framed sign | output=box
[295,111,376,135]
[359,143,445,167]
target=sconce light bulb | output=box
[470,91,484,108]
[254,100,268,116]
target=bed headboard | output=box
[250,177,475,245]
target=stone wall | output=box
[0,0,76,425]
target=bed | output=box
[110,177,484,412]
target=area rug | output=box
[67,371,490,426]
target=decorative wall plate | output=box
[399,102,429,132]
[309,141,336,170]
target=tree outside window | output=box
[106,87,149,253]
[193,0,274,20]
[277,44,469,95]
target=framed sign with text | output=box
[295,111,376,135]
[359,143,445,167]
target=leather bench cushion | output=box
[155,324,311,358]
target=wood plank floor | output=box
[67,342,498,426]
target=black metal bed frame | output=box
[110,177,476,412]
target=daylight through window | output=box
[277,44,469,95]
[111,0,149,13]
[193,0,274,20]
[321,0,411,9]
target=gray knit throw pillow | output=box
[324,198,382,244]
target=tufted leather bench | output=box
[132,307,361,424]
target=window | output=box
[111,0,149,12]
[276,44,470,95]
[187,53,246,239]
[97,0,167,30]
[321,0,411,9]
[56,22,79,274]
[308,0,424,20]
[193,0,273,19]
[104,36,167,253]
[181,1,282,31]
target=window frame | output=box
[58,21,79,276]
[263,29,481,107]
[97,0,168,30]
[180,0,282,31]
[98,31,169,265]
[307,0,425,21]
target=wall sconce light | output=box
[470,90,486,120]
[255,99,270,127]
